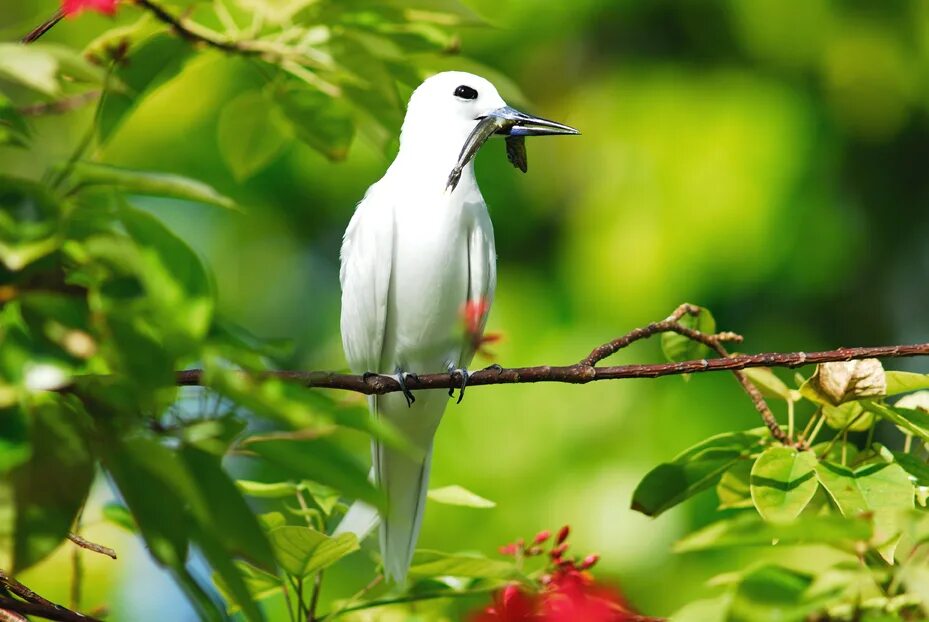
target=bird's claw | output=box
[395,368,417,407]
[447,365,470,404]
[362,371,379,383]
[483,363,504,373]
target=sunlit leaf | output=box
[0,44,59,95]
[743,367,793,400]
[717,459,754,510]
[750,446,818,522]
[408,550,518,579]
[427,485,495,508]
[674,512,872,553]
[822,400,873,432]
[632,429,765,517]
[213,561,284,615]
[277,87,355,161]
[71,162,237,210]
[237,480,301,499]
[885,372,929,396]
[218,91,290,181]
[267,526,358,578]
[102,502,137,533]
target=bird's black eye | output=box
[454,85,478,100]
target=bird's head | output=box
[398,71,578,184]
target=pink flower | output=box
[62,0,119,17]
[471,584,537,622]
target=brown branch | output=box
[21,9,64,44]
[67,534,117,560]
[0,571,102,622]
[175,344,929,393]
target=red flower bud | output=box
[533,530,551,544]
[578,554,599,570]
[62,0,119,17]
[550,543,568,560]
[498,543,518,556]
[555,525,570,545]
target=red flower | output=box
[62,0,119,17]
[471,584,537,622]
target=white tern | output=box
[338,71,578,582]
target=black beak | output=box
[485,106,580,136]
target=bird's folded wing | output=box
[462,213,497,363]
[340,193,395,374]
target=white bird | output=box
[339,71,577,583]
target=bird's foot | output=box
[447,364,470,405]
[394,368,417,407]
[362,371,380,383]
[483,363,504,373]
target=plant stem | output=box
[787,398,795,442]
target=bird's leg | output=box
[394,367,417,407]
[446,362,470,405]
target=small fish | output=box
[446,115,509,192]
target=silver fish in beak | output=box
[447,106,579,191]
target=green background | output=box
[3,0,929,619]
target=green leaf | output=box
[194,524,265,622]
[12,397,94,571]
[672,595,732,622]
[866,402,929,444]
[674,512,872,553]
[213,561,284,614]
[0,406,31,475]
[660,306,715,363]
[631,429,765,517]
[267,526,358,578]
[893,452,929,487]
[750,446,819,522]
[0,44,59,95]
[717,458,754,510]
[71,162,237,210]
[218,91,289,181]
[427,485,495,508]
[742,367,793,400]
[258,512,286,530]
[277,87,355,160]
[885,372,929,396]
[180,446,277,572]
[98,34,192,143]
[729,564,843,622]
[0,176,62,270]
[815,461,914,561]
[0,95,31,148]
[822,401,873,432]
[237,480,300,499]
[247,438,384,510]
[408,550,518,580]
[119,206,213,353]
[102,502,137,533]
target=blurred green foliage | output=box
[2,0,929,620]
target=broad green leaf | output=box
[408,550,518,580]
[102,502,137,533]
[180,446,277,572]
[237,480,300,498]
[866,402,929,443]
[0,44,59,95]
[258,512,286,530]
[301,481,341,517]
[103,436,191,567]
[893,452,929,487]
[0,95,31,148]
[119,206,213,353]
[267,526,358,578]
[631,429,765,517]
[218,91,289,180]
[822,401,873,432]
[213,561,284,614]
[800,360,886,406]
[98,34,192,143]
[674,512,872,553]
[815,461,914,561]
[12,397,94,571]
[0,406,31,475]
[179,415,247,455]
[885,372,929,396]
[729,564,843,622]
[750,446,818,522]
[428,485,495,508]
[743,367,793,400]
[247,438,384,509]
[660,306,715,363]
[672,595,732,622]
[71,162,237,210]
[194,523,265,622]
[277,87,355,160]
[717,459,754,510]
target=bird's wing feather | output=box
[340,187,395,374]
[462,208,497,364]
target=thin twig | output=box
[17,92,101,117]
[67,534,117,560]
[21,9,64,44]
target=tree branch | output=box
[67,534,117,560]
[172,303,929,445]
[0,571,102,622]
